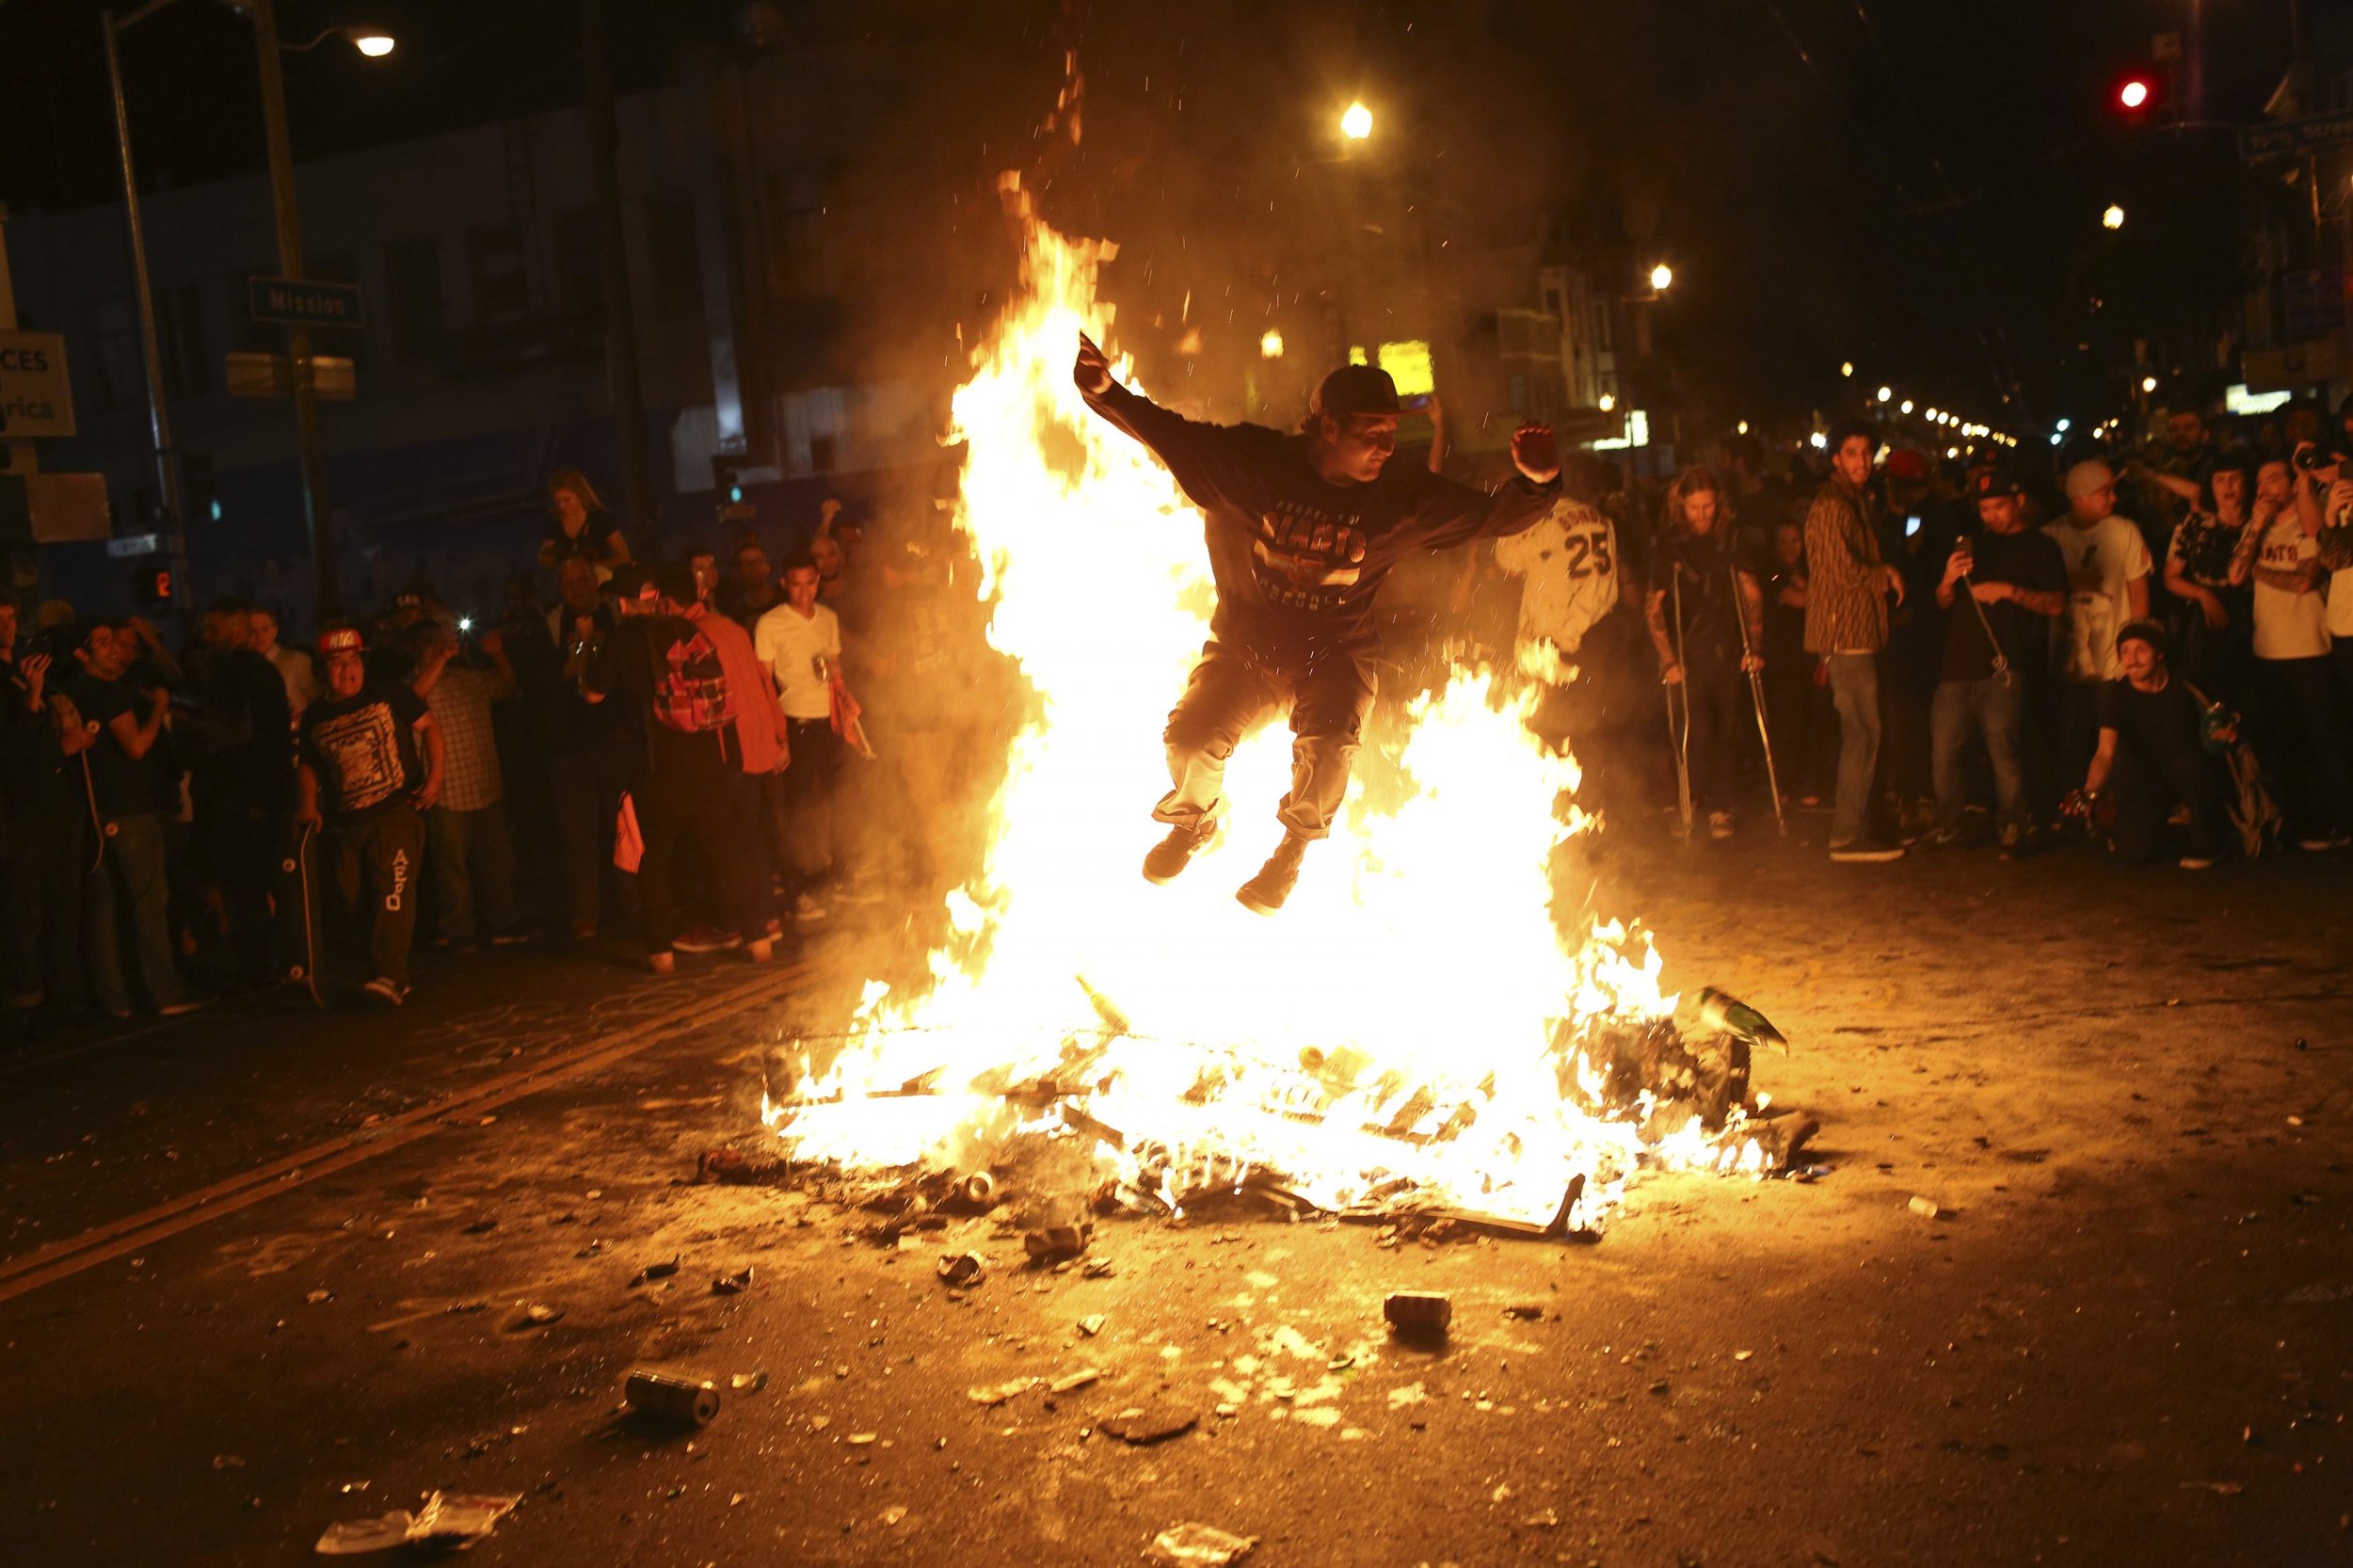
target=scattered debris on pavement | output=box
[1385,1290,1452,1339]
[936,1251,985,1288]
[712,1265,755,1295]
[629,1256,680,1287]
[623,1368,719,1426]
[1144,1521,1257,1566]
[314,1492,519,1555]
[1101,1404,1197,1445]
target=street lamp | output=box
[1840,360,1854,378]
[2140,375,2159,393]
[1598,393,1617,413]
[103,0,392,622]
[2102,203,2126,230]
[1259,329,1284,360]
[1877,385,1893,403]
[1339,102,1373,141]
[1648,263,1673,294]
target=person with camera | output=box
[1928,465,2067,850]
[410,618,524,951]
[2238,446,2353,851]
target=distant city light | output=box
[1877,385,1893,403]
[2141,376,2158,392]
[1737,420,1750,435]
[1900,400,1914,415]
[2103,204,2126,230]
[1648,263,1673,293]
[1840,361,1854,378]
[1598,392,1617,412]
[1259,329,1284,360]
[1946,446,1961,459]
[1340,103,1373,140]
[2057,418,2072,432]
[1809,431,1828,450]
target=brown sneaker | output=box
[1235,832,1309,916]
[1142,821,1218,885]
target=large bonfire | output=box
[760,187,1784,1237]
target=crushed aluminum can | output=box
[936,1251,985,1288]
[624,1368,720,1426]
[958,1171,997,1207]
[1908,1195,1941,1219]
[1384,1290,1453,1337]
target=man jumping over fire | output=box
[1074,332,1561,914]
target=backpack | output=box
[648,623,735,734]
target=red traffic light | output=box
[2117,78,2152,110]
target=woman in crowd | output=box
[2161,451,2256,698]
[1645,465,1765,839]
[537,468,632,573]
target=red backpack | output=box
[648,622,735,734]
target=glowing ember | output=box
[762,193,1773,1234]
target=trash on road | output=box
[624,1368,720,1426]
[1144,1521,1257,1565]
[967,1377,1036,1406]
[937,1252,985,1288]
[1908,1195,1941,1220]
[1503,1303,1545,1320]
[1079,1313,1106,1336]
[712,1265,755,1295]
[1023,1224,1090,1263]
[630,1256,681,1286]
[315,1492,520,1555]
[1384,1290,1452,1338]
[1049,1367,1102,1393]
[1101,1404,1197,1445]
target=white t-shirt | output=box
[754,601,841,720]
[2251,515,2329,660]
[1493,498,1621,657]
[2042,515,2153,682]
[2318,486,2353,640]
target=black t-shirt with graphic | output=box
[1082,381,1557,656]
[300,681,428,821]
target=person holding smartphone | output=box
[1928,466,2066,849]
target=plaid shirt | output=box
[424,664,509,811]
[1802,477,1890,655]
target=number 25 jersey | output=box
[1493,498,1623,657]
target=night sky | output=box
[0,0,2324,437]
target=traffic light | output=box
[2110,67,2162,119]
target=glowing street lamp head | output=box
[1340,103,1373,141]
[351,30,394,56]
[2140,376,2158,393]
[1840,360,1854,378]
[1877,385,1894,404]
[2102,203,2126,231]
[1259,329,1284,360]
[1648,263,1673,294]
[1598,392,1617,413]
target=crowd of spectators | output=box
[1445,392,2353,871]
[0,470,990,1023]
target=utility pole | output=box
[100,7,192,620]
[582,0,653,553]
[248,0,338,619]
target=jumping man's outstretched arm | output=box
[1073,332,1269,513]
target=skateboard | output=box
[280,823,327,1009]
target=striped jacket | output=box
[1802,477,1890,655]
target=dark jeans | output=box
[2253,655,2353,836]
[1825,653,1881,844]
[427,801,519,942]
[638,727,765,953]
[1673,664,1744,812]
[2110,748,2228,864]
[194,779,284,988]
[1159,640,1379,840]
[549,750,616,931]
[4,798,85,1007]
[1763,658,1835,799]
[86,811,186,1013]
[781,718,843,885]
[329,806,424,986]
[1931,676,2026,831]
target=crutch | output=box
[1663,565,1694,838]
[1731,563,1788,838]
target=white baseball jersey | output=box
[1493,497,1622,656]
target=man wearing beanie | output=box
[2045,459,2152,787]
[2080,619,2229,868]
[1074,334,1560,914]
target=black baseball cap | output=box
[1968,463,2026,500]
[1310,363,1401,420]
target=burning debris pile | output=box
[734,197,1816,1241]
